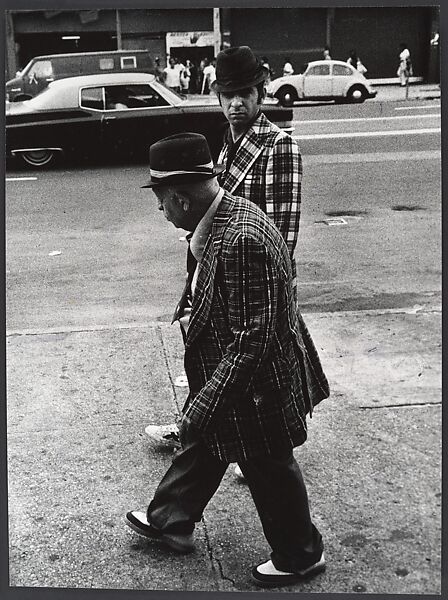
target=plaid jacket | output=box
[182,192,329,463]
[217,112,302,278]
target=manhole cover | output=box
[392,205,426,212]
[325,210,367,217]
[316,217,348,226]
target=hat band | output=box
[150,161,214,180]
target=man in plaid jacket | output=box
[145,46,303,466]
[127,133,330,587]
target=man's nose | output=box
[230,94,243,105]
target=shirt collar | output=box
[189,187,224,262]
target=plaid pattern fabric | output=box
[182,192,329,463]
[218,112,302,277]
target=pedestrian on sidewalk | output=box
[347,49,367,75]
[282,57,294,75]
[144,46,303,483]
[128,132,330,587]
[397,42,412,87]
[323,46,331,60]
[201,57,216,94]
[163,57,182,94]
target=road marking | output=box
[6,177,38,181]
[292,114,440,126]
[293,128,440,140]
[303,150,440,164]
[394,104,440,111]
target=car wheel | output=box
[346,85,367,103]
[12,94,32,102]
[276,86,298,107]
[19,149,56,167]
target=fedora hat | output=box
[142,132,225,188]
[211,46,269,93]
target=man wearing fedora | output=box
[126,132,329,587]
[145,47,304,476]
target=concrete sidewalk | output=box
[6,304,441,594]
[371,83,441,103]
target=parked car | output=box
[267,59,377,106]
[6,50,154,102]
[6,72,293,168]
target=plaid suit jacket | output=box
[182,191,329,463]
[217,112,302,277]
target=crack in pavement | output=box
[202,519,237,590]
[155,324,181,414]
[359,402,441,409]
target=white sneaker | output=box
[252,552,326,587]
[145,423,180,448]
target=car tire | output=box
[276,86,298,107]
[12,94,32,102]
[346,85,367,103]
[19,149,56,167]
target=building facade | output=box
[5,7,440,83]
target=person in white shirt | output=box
[282,58,294,76]
[201,58,216,94]
[397,43,412,87]
[163,57,182,93]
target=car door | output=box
[302,63,332,98]
[332,63,354,97]
[100,82,173,159]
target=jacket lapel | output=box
[184,199,231,348]
[220,114,268,194]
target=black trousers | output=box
[147,427,323,572]
[147,423,323,572]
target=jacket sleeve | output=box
[184,233,279,431]
[264,133,302,258]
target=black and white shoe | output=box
[144,424,181,449]
[251,552,326,587]
[125,511,194,554]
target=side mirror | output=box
[16,70,21,77]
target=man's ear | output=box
[180,196,191,212]
[258,86,267,104]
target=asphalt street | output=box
[5,88,442,595]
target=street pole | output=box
[213,8,221,56]
[116,9,122,50]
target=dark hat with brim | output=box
[141,132,225,189]
[211,45,269,94]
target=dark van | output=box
[6,50,153,102]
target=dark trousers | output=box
[147,424,323,572]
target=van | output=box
[6,50,154,102]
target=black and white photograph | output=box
[4,2,442,597]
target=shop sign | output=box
[166,31,215,48]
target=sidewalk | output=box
[371,83,441,103]
[6,304,441,594]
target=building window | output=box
[100,58,115,70]
[120,56,137,69]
